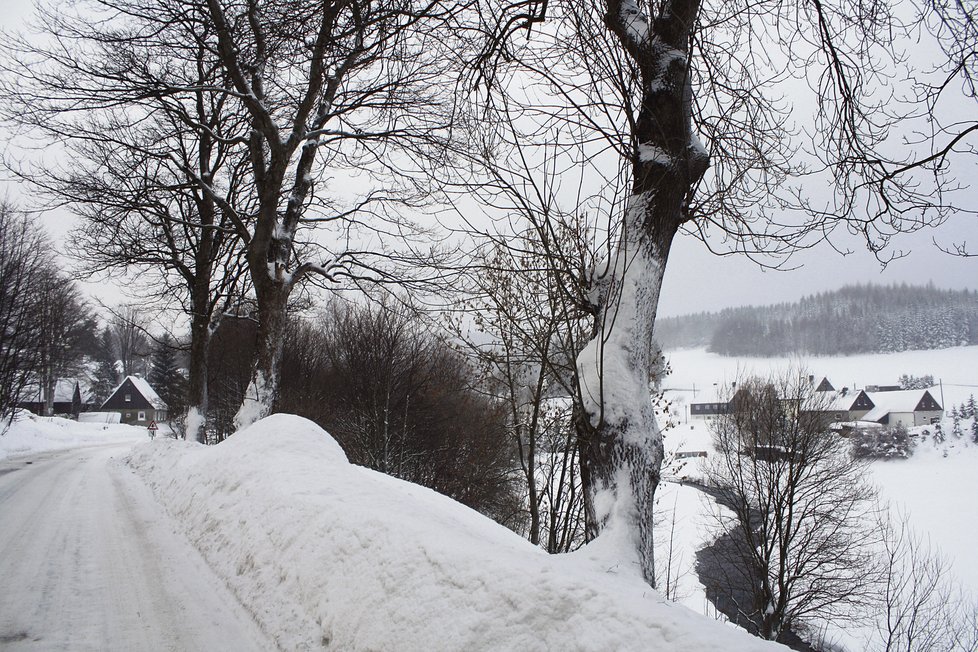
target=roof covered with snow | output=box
[820,389,869,412]
[103,376,167,410]
[19,379,85,404]
[860,389,940,422]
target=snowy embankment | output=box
[0,411,148,461]
[126,414,782,652]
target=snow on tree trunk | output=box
[183,307,215,443]
[576,192,666,585]
[233,279,288,431]
[573,0,709,585]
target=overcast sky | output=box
[3,0,976,318]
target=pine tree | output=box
[933,422,945,445]
[951,414,963,438]
[966,395,977,419]
[971,418,978,445]
[89,328,119,406]
[149,335,186,420]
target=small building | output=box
[18,379,84,417]
[689,385,747,420]
[100,376,168,426]
[858,389,943,428]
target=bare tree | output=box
[466,0,976,583]
[33,270,96,416]
[108,307,152,379]
[701,371,880,643]
[0,203,49,427]
[2,0,263,442]
[193,0,468,428]
[451,223,592,551]
[1,0,469,433]
[875,512,978,652]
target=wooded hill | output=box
[655,283,978,356]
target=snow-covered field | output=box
[125,414,782,651]
[0,411,150,461]
[663,345,978,411]
[657,346,978,650]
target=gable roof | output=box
[814,377,835,392]
[820,389,873,412]
[20,379,81,404]
[101,375,167,411]
[860,389,941,422]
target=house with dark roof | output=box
[816,389,876,423]
[813,376,835,392]
[100,376,168,426]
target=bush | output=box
[852,423,914,459]
[276,300,523,526]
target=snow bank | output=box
[0,411,147,461]
[78,411,122,424]
[127,414,782,652]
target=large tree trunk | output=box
[233,280,288,430]
[184,309,211,443]
[575,200,672,585]
[575,0,710,586]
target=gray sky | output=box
[657,221,978,317]
[3,0,976,318]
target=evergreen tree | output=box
[149,335,187,420]
[971,418,978,445]
[966,395,977,419]
[951,413,963,439]
[89,328,120,406]
[933,422,945,445]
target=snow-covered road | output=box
[0,443,272,651]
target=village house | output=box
[688,384,744,420]
[813,384,942,427]
[100,376,168,426]
[18,379,86,417]
[690,375,943,429]
[858,389,943,428]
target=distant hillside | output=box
[655,283,978,356]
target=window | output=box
[125,393,132,402]
[138,411,146,421]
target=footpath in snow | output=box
[0,442,272,651]
[126,414,783,652]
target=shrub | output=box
[852,423,914,459]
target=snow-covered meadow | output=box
[655,345,978,649]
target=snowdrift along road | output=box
[126,414,784,651]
